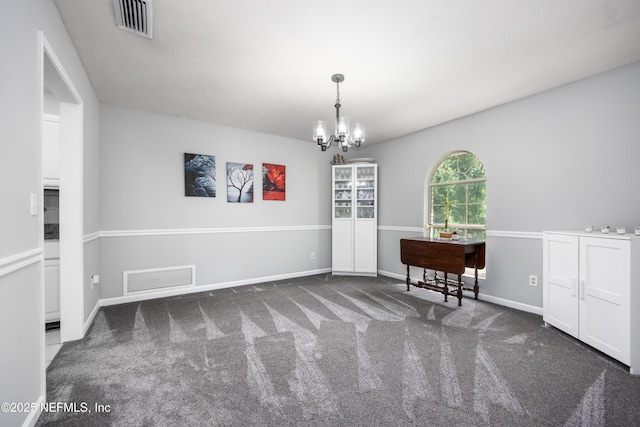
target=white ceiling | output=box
[53,0,640,145]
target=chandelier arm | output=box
[321,135,336,152]
[323,135,335,148]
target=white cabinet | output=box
[332,164,377,276]
[43,114,60,186]
[44,259,61,322]
[543,231,640,373]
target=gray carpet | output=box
[37,274,640,426]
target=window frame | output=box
[425,151,486,241]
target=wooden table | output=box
[400,237,486,306]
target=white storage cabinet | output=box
[543,231,640,373]
[332,164,377,276]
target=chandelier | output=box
[313,74,365,152]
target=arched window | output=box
[427,151,486,241]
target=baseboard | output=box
[332,271,378,277]
[99,268,332,307]
[45,312,60,323]
[476,293,542,316]
[22,394,45,427]
[377,269,542,316]
[84,300,101,335]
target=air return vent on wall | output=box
[123,265,195,295]
[113,0,153,39]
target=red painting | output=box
[262,163,286,201]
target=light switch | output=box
[30,193,38,216]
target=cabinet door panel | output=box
[543,234,579,338]
[355,165,376,219]
[332,220,354,272]
[583,243,623,302]
[579,237,630,364]
[583,293,625,357]
[354,220,376,273]
[43,117,60,181]
[44,259,60,322]
[333,166,353,220]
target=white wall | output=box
[0,2,100,425]
[357,61,640,311]
[98,104,332,300]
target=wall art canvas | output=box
[184,153,216,197]
[262,163,286,201]
[227,162,254,203]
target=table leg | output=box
[443,272,448,302]
[457,274,463,306]
[406,264,411,291]
[474,266,479,300]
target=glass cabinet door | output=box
[334,166,352,219]
[356,166,375,219]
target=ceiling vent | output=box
[113,0,153,39]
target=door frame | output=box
[39,31,85,361]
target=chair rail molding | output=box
[99,225,331,238]
[377,225,424,233]
[0,248,43,278]
[486,230,543,240]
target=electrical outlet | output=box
[310,252,316,260]
[529,275,538,287]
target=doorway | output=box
[43,102,61,358]
[43,185,61,366]
[40,32,84,359]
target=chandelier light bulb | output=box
[314,121,328,143]
[352,123,365,147]
[337,116,350,139]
